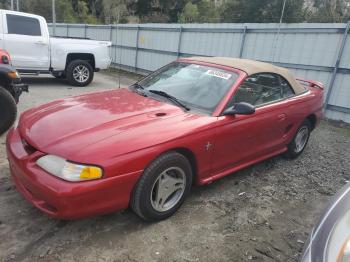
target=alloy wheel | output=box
[73,65,90,83]
[150,167,186,212]
[295,126,309,153]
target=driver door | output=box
[211,73,292,174]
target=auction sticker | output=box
[205,70,232,80]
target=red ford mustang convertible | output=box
[6,57,324,221]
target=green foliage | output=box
[2,0,350,24]
[178,2,199,22]
[76,0,98,23]
[221,0,306,23]
[56,0,77,23]
[102,0,128,24]
[309,0,350,22]
[197,0,220,22]
[178,0,219,23]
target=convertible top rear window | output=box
[138,62,238,112]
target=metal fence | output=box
[48,22,350,123]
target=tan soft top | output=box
[182,56,305,95]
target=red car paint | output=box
[6,60,324,219]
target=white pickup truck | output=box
[0,10,112,86]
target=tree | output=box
[159,0,188,22]
[76,0,98,23]
[56,0,77,23]
[309,0,350,22]
[197,0,220,22]
[178,0,220,23]
[135,0,153,17]
[178,2,199,22]
[102,0,128,23]
[221,0,306,23]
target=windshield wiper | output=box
[130,83,147,96]
[149,90,190,111]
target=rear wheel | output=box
[131,151,193,221]
[0,87,17,135]
[285,119,311,159]
[66,60,94,87]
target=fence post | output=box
[324,21,350,111]
[134,26,140,72]
[84,24,87,38]
[109,25,113,41]
[66,24,69,37]
[177,26,183,58]
[239,25,247,58]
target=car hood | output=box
[19,88,209,162]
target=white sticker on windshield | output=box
[205,70,232,80]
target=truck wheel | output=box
[0,87,17,136]
[66,60,94,87]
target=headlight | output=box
[36,155,103,182]
[8,71,19,79]
[326,210,350,262]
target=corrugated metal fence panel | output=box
[340,38,350,69]
[139,29,179,52]
[47,23,350,123]
[181,30,243,57]
[86,25,111,41]
[116,27,138,47]
[67,25,85,38]
[54,24,68,37]
[329,73,350,107]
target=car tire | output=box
[66,60,94,87]
[131,151,193,221]
[0,87,17,136]
[285,119,311,159]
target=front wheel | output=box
[131,151,193,221]
[0,87,17,135]
[285,119,311,159]
[66,60,94,87]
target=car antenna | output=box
[272,0,286,63]
[117,23,123,89]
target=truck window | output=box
[6,14,41,36]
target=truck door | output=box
[2,11,50,70]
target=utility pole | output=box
[52,0,56,36]
[16,0,19,11]
[11,0,14,10]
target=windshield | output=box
[138,62,238,112]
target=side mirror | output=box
[223,102,255,116]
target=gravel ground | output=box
[0,72,350,262]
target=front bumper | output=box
[6,128,141,219]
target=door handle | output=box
[35,41,47,45]
[278,113,287,121]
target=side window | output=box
[231,73,283,107]
[279,76,295,98]
[6,14,41,36]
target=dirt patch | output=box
[0,73,349,261]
